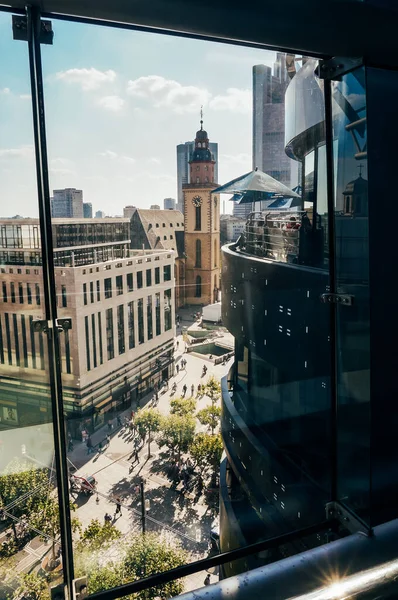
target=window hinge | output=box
[12,14,54,44]
[326,501,372,537]
[320,293,354,306]
[32,318,72,333]
[316,57,363,81]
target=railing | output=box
[235,211,325,268]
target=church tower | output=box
[183,114,220,305]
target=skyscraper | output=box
[252,54,297,187]
[83,202,92,218]
[164,197,176,210]
[123,205,136,219]
[177,140,218,213]
[51,188,84,218]
[95,210,105,218]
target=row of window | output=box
[0,312,45,371]
[151,222,181,228]
[1,282,68,307]
[84,291,172,371]
[83,266,172,305]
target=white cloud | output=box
[99,150,135,165]
[55,68,117,91]
[19,94,31,100]
[50,157,75,168]
[126,75,210,114]
[209,88,251,113]
[0,145,34,159]
[98,95,125,111]
[148,157,161,165]
[0,87,10,95]
[50,168,75,176]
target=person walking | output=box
[115,497,122,517]
[191,384,195,397]
[86,436,93,455]
[182,384,187,397]
[117,414,122,428]
[176,363,179,374]
[197,383,201,397]
[204,574,211,586]
[104,512,112,524]
[177,340,179,349]
[106,434,110,447]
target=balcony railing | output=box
[236,211,324,268]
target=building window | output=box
[83,283,87,305]
[147,296,153,340]
[0,316,3,365]
[146,269,152,287]
[104,277,112,299]
[98,312,103,365]
[106,308,114,360]
[164,289,172,331]
[21,315,28,368]
[195,206,201,231]
[127,273,133,292]
[85,316,91,371]
[195,239,201,267]
[116,275,123,295]
[91,313,97,368]
[163,264,171,281]
[26,283,32,305]
[18,283,23,304]
[90,281,94,303]
[35,284,40,305]
[5,313,12,365]
[138,298,144,344]
[196,177,200,184]
[11,283,15,303]
[117,304,125,354]
[155,267,160,284]
[65,329,71,374]
[13,314,20,367]
[38,330,45,370]
[96,280,100,301]
[195,275,202,298]
[62,285,67,307]
[214,239,217,267]
[29,315,36,369]
[128,301,135,349]
[2,282,7,302]
[155,292,161,336]
[137,271,143,289]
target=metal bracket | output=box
[32,318,72,334]
[12,14,54,44]
[320,293,354,306]
[316,57,363,81]
[326,501,372,536]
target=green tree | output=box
[170,397,196,416]
[158,414,196,460]
[190,433,223,477]
[197,404,221,435]
[83,562,123,596]
[202,376,221,405]
[123,533,187,599]
[30,497,81,562]
[0,459,51,543]
[135,409,162,458]
[12,572,50,600]
[77,518,121,552]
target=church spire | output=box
[200,106,203,131]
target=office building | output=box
[232,201,253,220]
[164,197,176,210]
[177,140,218,213]
[150,204,160,210]
[220,214,246,244]
[0,217,175,437]
[123,205,136,219]
[51,188,84,218]
[83,202,93,218]
[95,210,105,218]
[253,56,297,188]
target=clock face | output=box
[192,195,202,207]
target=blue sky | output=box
[0,13,275,217]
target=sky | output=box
[0,13,276,217]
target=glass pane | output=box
[332,67,370,523]
[0,11,62,598]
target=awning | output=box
[212,168,300,198]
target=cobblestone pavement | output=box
[68,321,232,593]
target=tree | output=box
[30,497,81,562]
[77,518,121,552]
[170,397,196,416]
[202,376,221,405]
[158,414,196,460]
[123,533,187,599]
[190,433,223,478]
[13,572,50,600]
[135,409,162,458]
[197,404,221,435]
[82,562,123,596]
